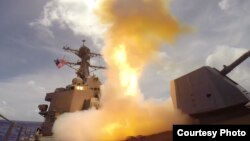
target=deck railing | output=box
[0,114,34,141]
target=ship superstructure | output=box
[38,40,105,136]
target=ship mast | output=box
[62,40,105,82]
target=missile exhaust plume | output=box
[53,0,193,141]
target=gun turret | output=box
[171,49,250,124]
[220,49,250,75]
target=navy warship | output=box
[37,46,250,141]
[1,42,250,141]
[1,40,105,141]
[37,40,105,139]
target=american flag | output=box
[54,58,66,68]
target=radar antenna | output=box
[60,40,105,82]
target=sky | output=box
[0,0,250,121]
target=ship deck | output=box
[38,131,172,141]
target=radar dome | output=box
[72,77,83,85]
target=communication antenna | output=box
[58,40,105,82]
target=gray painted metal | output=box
[171,50,250,124]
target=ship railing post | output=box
[16,126,24,141]
[23,127,29,139]
[3,121,16,141]
[27,128,31,139]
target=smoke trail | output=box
[98,0,185,97]
[53,0,193,141]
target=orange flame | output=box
[53,0,192,141]
[112,44,139,96]
[96,0,189,139]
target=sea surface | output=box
[0,120,41,141]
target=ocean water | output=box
[0,120,41,141]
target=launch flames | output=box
[53,0,192,140]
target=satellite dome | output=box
[72,77,83,85]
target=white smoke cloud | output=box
[53,97,192,141]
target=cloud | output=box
[31,0,106,40]
[206,45,248,69]
[29,23,55,39]
[219,0,230,10]
[206,45,250,91]
[218,0,250,20]
[0,100,16,119]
